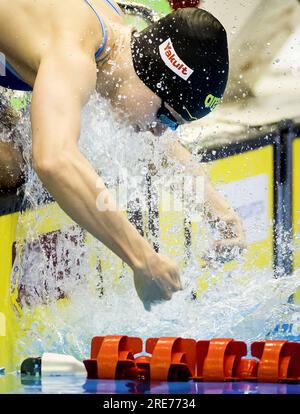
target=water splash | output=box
[10,93,300,365]
[14,263,300,363]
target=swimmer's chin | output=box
[142,299,163,312]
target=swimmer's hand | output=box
[205,204,246,263]
[133,253,182,311]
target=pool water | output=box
[1,373,300,394]
[4,94,300,392]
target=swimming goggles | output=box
[156,101,179,131]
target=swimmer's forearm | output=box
[35,148,156,270]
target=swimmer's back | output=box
[0,0,124,88]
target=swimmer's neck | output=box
[95,25,136,99]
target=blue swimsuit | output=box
[0,0,122,92]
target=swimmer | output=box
[0,0,245,308]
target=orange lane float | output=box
[83,336,144,380]
[251,340,300,383]
[145,337,196,381]
[83,336,300,383]
[168,0,202,11]
[194,338,247,381]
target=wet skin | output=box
[0,0,245,307]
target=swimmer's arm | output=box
[31,47,156,270]
[165,140,245,247]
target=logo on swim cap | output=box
[205,94,221,112]
[159,38,194,81]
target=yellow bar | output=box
[193,146,274,295]
[293,138,300,269]
[0,212,19,369]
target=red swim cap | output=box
[168,0,201,10]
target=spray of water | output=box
[10,93,300,365]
